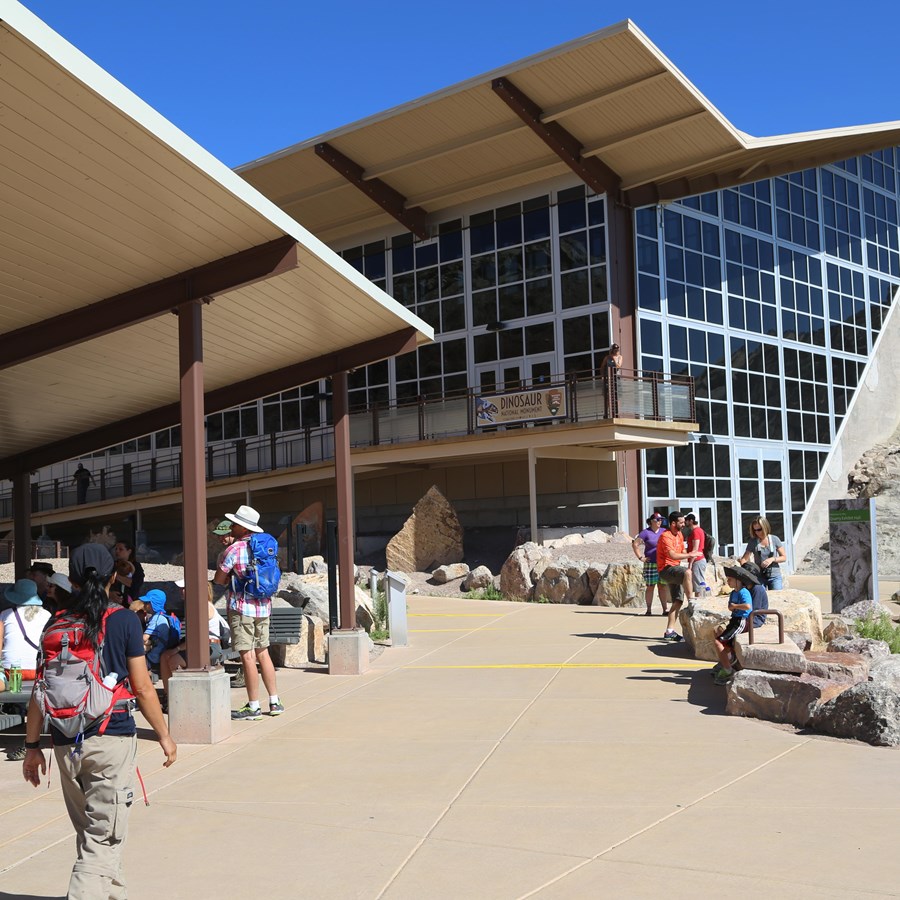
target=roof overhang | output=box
[237,20,900,239]
[0,0,432,475]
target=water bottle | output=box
[9,666,22,692]
[102,672,118,689]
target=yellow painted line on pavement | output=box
[410,628,504,633]
[408,613,503,618]
[407,662,704,669]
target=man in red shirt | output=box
[684,513,708,598]
[656,511,702,641]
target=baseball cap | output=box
[650,512,664,520]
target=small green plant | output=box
[531,594,551,604]
[853,612,900,653]
[466,584,504,601]
[370,628,390,642]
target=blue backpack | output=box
[164,613,183,649]
[234,533,281,599]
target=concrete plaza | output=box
[1,575,898,899]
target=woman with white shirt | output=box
[739,516,787,590]
[0,578,51,689]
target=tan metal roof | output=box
[239,20,900,241]
[0,1,432,469]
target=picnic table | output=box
[0,680,33,731]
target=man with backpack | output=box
[213,505,283,720]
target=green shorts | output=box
[228,611,270,652]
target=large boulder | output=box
[386,486,464,572]
[803,651,869,684]
[499,542,547,600]
[533,557,592,604]
[827,636,891,662]
[276,575,374,633]
[726,671,853,727]
[810,682,900,746]
[680,590,824,662]
[431,563,470,584]
[868,656,900,691]
[823,618,852,643]
[462,566,493,592]
[592,562,646,609]
[734,636,807,674]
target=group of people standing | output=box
[632,510,788,643]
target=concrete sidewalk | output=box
[1,581,898,899]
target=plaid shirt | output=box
[219,539,272,618]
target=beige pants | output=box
[55,734,137,900]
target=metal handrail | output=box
[745,608,785,645]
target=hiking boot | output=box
[709,663,723,677]
[268,701,285,716]
[662,630,684,642]
[231,704,264,721]
[713,669,735,686]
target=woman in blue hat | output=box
[0,578,51,691]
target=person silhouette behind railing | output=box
[72,463,95,504]
[598,343,622,417]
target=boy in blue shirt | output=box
[711,565,757,685]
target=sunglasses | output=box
[752,526,764,533]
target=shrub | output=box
[853,612,900,653]
[467,584,504,601]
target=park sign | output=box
[475,386,566,427]
[827,498,879,613]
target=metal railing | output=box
[1,368,693,518]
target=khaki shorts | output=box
[228,611,270,652]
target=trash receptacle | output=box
[384,570,408,647]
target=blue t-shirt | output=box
[750,584,769,628]
[52,607,144,744]
[144,612,177,665]
[729,587,752,619]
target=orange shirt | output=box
[657,529,687,570]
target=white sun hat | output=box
[224,504,263,533]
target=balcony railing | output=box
[1,368,693,518]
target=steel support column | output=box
[178,300,208,671]
[332,371,358,632]
[527,447,540,546]
[608,201,641,534]
[12,471,31,578]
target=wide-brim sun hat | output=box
[212,519,232,536]
[48,572,73,594]
[5,578,42,606]
[224,504,263,533]
[723,565,759,586]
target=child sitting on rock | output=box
[711,565,757,685]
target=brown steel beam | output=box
[0,327,420,478]
[12,471,31,579]
[315,141,430,239]
[178,300,209,671]
[491,77,621,197]
[331,371,358,632]
[0,236,299,372]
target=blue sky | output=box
[18,0,900,168]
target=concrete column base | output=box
[168,668,232,744]
[328,629,370,675]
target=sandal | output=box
[6,746,27,761]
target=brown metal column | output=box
[178,299,208,669]
[332,371,358,631]
[12,471,31,578]
[608,200,642,535]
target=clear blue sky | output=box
[18,0,900,168]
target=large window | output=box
[725,230,777,336]
[557,187,608,310]
[262,384,321,432]
[861,149,896,193]
[663,208,723,325]
[635,207,661,311]
[822,170,862,264]
[783,348,830,445]
[206,402,259,443]
[868,275,899,337]
[723,182,772,234]
[729,338,782,441]
[826,263,867,356]
[863,188,900,278]
[779,247,825,346]
[775,170,820,250]
[668,325,728,436]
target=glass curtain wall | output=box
[636,150,900,558]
